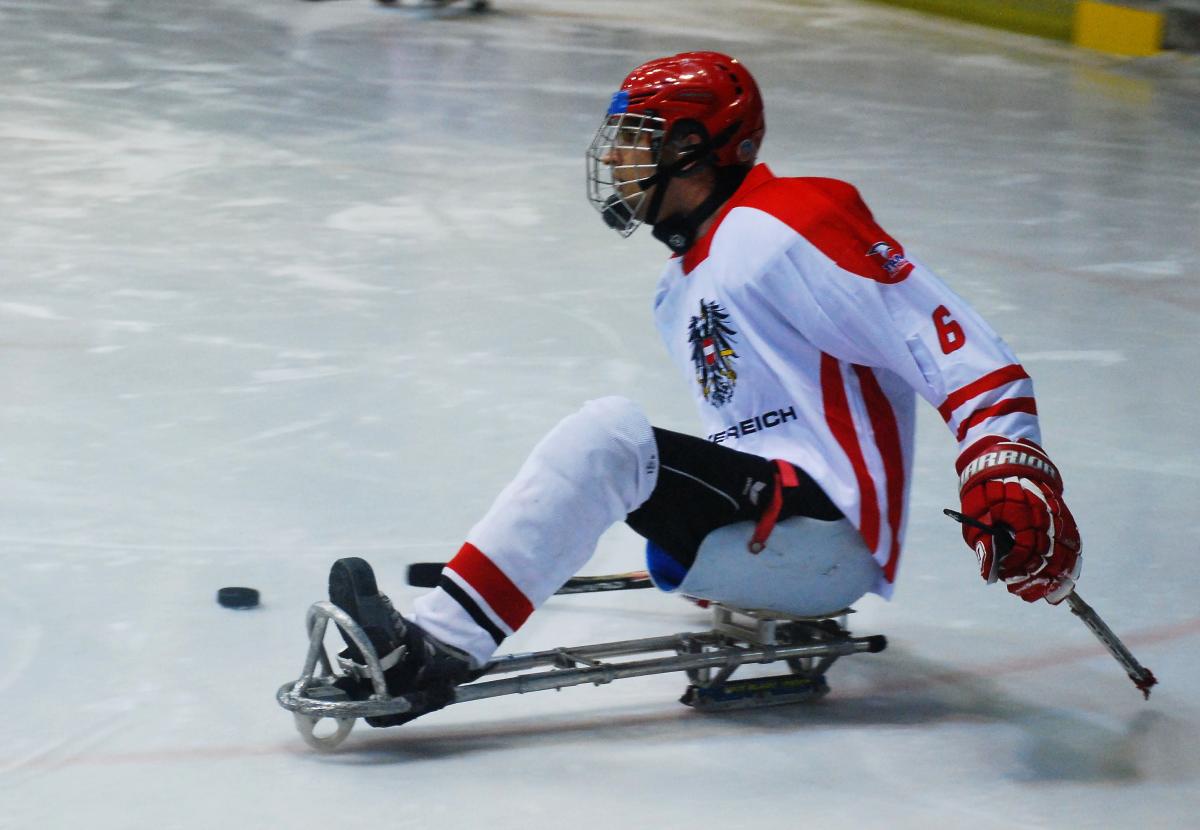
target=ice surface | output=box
[2,1,1199,827]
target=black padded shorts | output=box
[625,427,842,569]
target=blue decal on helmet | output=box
[607,90,630,116]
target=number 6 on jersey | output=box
[933,305,966,354]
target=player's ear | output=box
[661,121,710,170]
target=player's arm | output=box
[916,284,1082,604]
[771,218,1081,603]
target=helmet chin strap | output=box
[648,165,748,254]
[601,194,635,231]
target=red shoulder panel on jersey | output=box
[741,172,914,283]
[682,165,914,282]
[445,542,534,631]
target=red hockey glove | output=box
[957,438,1081,604]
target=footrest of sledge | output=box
[681,672,831,711]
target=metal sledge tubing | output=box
[279,600,887,718]
[277,682,415,719]
[451,635,885,705]
[278,633,886,718]
[482,632,725,674]
[302,602,393,698]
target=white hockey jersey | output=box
[652,164,1041,597]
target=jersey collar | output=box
[680,163,777,275]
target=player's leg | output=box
[409,395,657,662]
[626,428,880,616]
[327,396,658,723]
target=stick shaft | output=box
[1065,592,1157,697]
[407,562,653,594]
[942,508,1156,698]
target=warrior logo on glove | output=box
[688,299,739,407]
[957,437,1082,604]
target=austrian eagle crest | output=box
[688,299,739,407]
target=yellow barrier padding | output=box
[864,0,1075,41]
[1074,1,1164,57]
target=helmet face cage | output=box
[586,104,666,237]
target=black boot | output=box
[328,557,479,727]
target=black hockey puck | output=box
[217,586,260,609]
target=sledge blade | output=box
[681,673,830,711]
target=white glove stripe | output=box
[1044,576,1076,604]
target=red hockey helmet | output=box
[587,52,766,236]
[619,51,764,168]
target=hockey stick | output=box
[406,562,654,594]
[943,508,1158,699]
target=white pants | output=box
[413,396,659,665]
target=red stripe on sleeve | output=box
[446,543,534,632]
[821,354,880,553]
[854,366,905,584]
[937,364,1030,422]
[955,397,1038,442]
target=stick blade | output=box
[1135,668,1158,700]
[406,562,444,588]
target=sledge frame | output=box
[277,600,887,751]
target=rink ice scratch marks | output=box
[955,246,1200,313]
[1018,350,1125,366]
[0,708,137,786]
[0,740,302,777]
[0,537,455,554]
[0,625,41,696]
[233,416,338,446]
[0,302,67,321]
[853,615,1200,700]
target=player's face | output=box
[586,110,664,236]
[605,126,654,175]
[601,121,657,214]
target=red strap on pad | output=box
[748,460,799,553]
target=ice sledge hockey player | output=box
[327,51,1083,726]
